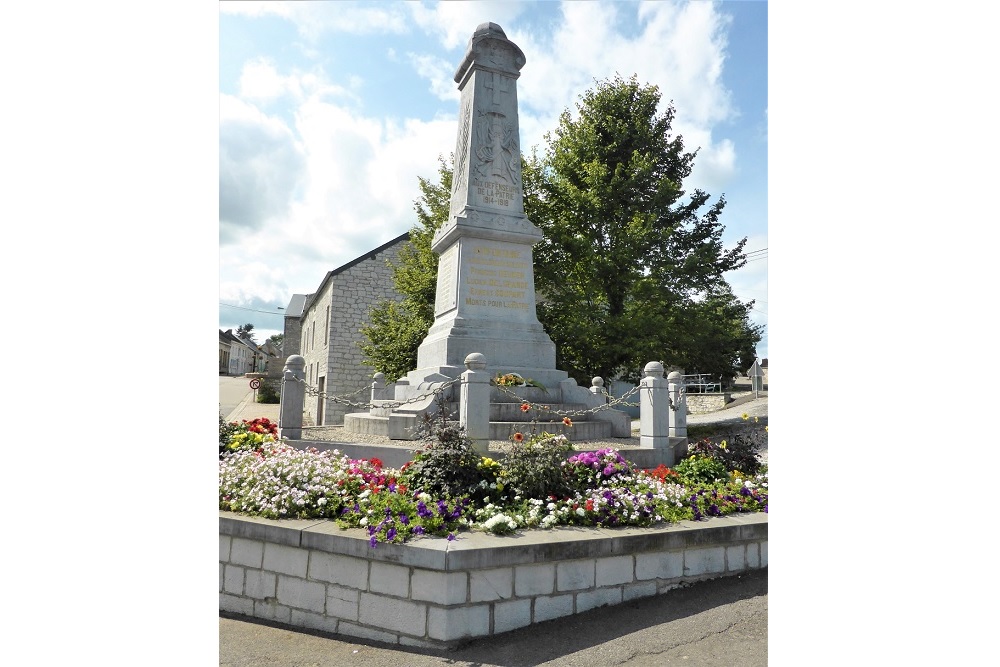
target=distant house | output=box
[220,329,259,376]
[219,330,232,374]
[283,232,409,426]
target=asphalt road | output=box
[220,568,767,667]
[220,376,253,421]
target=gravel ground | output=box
[300,392,768,464]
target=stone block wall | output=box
[219,512,767,649]
[686,393,732,414]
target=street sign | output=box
[249,378,261,390]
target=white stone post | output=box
[590,376,605,400]
[460,352,491,454]
[278,355,305,440]
[371,372,392,401]
[639,361,670,450]
[667,371,687,439]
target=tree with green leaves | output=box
[236,323,257,343]
[359,157,452,381]
[523,74,760,383]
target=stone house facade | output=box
[284,233,409,426]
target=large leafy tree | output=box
[359,157,451,381]
[524,74,760,384]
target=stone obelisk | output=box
[405,22,568,388]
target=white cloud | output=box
[406,52,461,102]
[408,1,530,50]
[219,94,306,242]
[510,1,737,191]
[221,1,409,38]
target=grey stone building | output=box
[284,232,409,425]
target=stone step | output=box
[489,418,610,441]
[344,412,613,441]
[443,401,590,422]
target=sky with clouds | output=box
[219,0,768,358]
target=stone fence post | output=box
[460,352,491,454]
[639,361,670,450]
[667,371,687,439]
[278,355,305,440]
[371,372,393,401]
[590,376,606,400]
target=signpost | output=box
[249,378,261,402]
[748,360,763,398]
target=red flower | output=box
[520,403,531,412]
[562,417,573,427]
[513,432,524,442]
[585,499,594,511]
[369,457,383,470]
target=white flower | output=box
[360,517,368,527]
[576,508,585,517]
[317,497,327,506]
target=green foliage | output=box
[359,156,451,381]
[693,420,766,476]
[256,378,280,404]
[673,453,730,486]
[499,432,574,499]
[400,411,484,499]
[267,333,284,347]
[525,74,761,384]
[219,412,240,455]
[236,323,257,343]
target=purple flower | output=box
[413,525,424,535]
[603,465,615,476]
[386,527,397,541]
[447,533,456,541]
[369,536,378,548]
[399,514,409,525]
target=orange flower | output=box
[513,432,524,442]
[562,417,573,427]
[520,403,530,412]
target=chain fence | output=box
[284,373,684,422]
[286,375,462,411]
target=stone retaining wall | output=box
[686,393,731,414]
[219,511,767,648]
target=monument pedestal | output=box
[343,22,632,443]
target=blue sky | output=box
[219,0,768,358]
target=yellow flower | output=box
[720,440,727,450]
[741,413,749,421]
[754,416,759,423]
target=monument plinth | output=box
[406,22,566,387]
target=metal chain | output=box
[283,375,684,416]
[285,375,461,411]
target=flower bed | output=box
[219,415,767,547]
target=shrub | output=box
[673,450,730,485]
[400,421,483,499]
[499,432,574,499]
[256,379,280,404]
